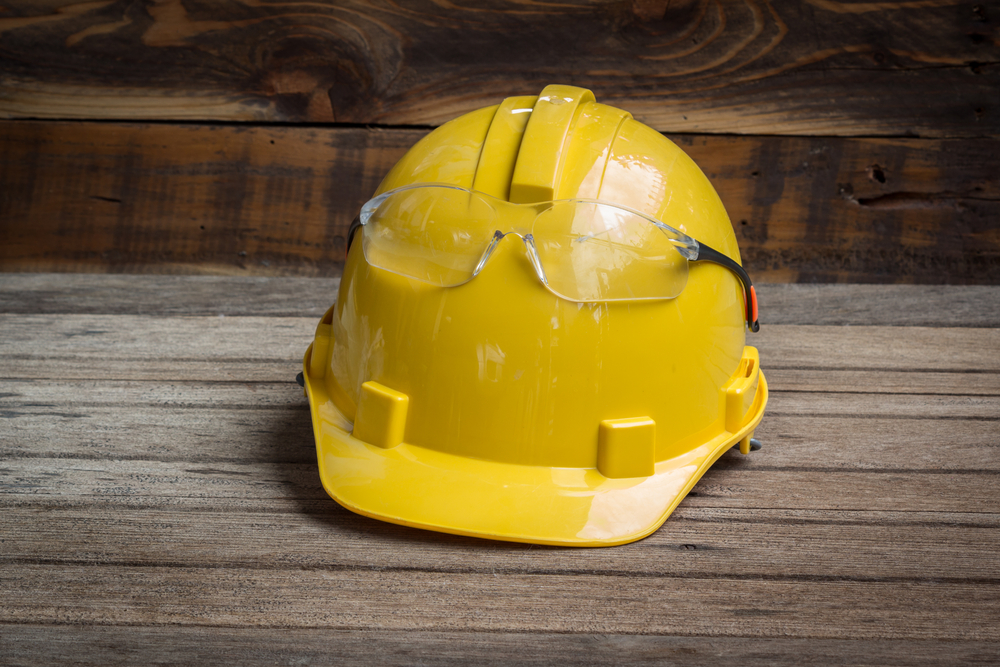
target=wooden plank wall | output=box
[1,0,999,281]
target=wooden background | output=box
[3,3,1000,664]
[2,0,998,282]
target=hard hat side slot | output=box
[724,346,761,434]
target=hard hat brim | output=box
[303,347,768,547]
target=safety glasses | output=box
[347,184,759,332]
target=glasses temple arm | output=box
[692,243,760,333]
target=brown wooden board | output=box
[2,122,999,282]
[0,0,998,138]
[0,121,417,275]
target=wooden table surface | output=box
[2,274,999,665]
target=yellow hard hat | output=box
[302,84,767,546]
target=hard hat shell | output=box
[303,85,767,546]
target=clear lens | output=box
[359,185,698,301]
[531,201,691,301]
[361,186,498,286]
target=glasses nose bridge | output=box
[472,228,547,284]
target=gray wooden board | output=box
[2,564,998,640]
[2,378,998,418]
[3,315,999,372]
[7,357,1000,395]
[3,626,999,667]
[2,458,996,515]
[3,274,1000,326]
[0,273,344,318]
[1,277,999,658]
[2,399,998,472]
[3,506,999,581]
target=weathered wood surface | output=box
[0,0,997,138]
[1,278,999,663]
[4,274,1000,326]
[4,627,999,667]
[5,312,998,373]
[3,564,998,639]
[3,122,999,281]
[0,121,413,276]
[4,457,999,515]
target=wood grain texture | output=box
[2,563,998,639]
[0,0,998,137]
[4,314,996,372]
[5,506,1000,580]
[4,626,999,667]
[0,121,417,275]
[5,457,996,514]
[2,122,999,282]
[0,273,344,317]
[4,377,998,416]
[4,274,1000,326]
[1,279,999,659]
[5,402,999,471]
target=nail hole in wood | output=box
[867,164,886,184]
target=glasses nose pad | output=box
[473,230,506,277]
[522,234,549,285]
